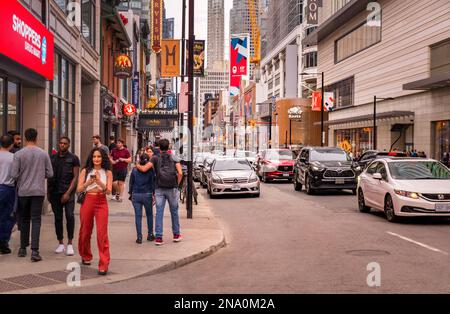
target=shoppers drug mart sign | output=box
[0,1,54,80]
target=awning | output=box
[314,111,415,126]
[303,0,372,46]
[105,11,132,48]
[403,73,450,91]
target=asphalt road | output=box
[62,182,450,293]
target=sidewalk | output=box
[0,191,225,294]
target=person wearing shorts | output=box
[110,139,131,202]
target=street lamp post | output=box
[373,96,395,150]
[300,71,325,147]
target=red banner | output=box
[151,0,162,53]
[311,91,322,111]
[229,35,249,96]
[0,0,54,80]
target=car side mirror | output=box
[373,173,383,180]
[300,157,307,164]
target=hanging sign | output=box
[123,104,136,117]
[114,54,132,78]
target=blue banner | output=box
[132,72,139,107]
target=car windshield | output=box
[310,150,350,162]
[213,159,252,171]
[265,150,294,160]
[388,161,450,180]
[235,151,256,158]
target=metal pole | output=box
[269,100,272,149]
[179,0,187,155]
[187,0,195,219]
[374,96,377,150]
[321,71,324,147]
[289,119,292,146]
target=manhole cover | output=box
[346,250,391,257]
[4,274,60,289]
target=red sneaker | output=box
[155,237,164,246]
[173,235,183,243]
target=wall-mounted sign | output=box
[146,96,159,109]
[151,0,163,53]
[138,118,174,130]
[132,72,139,107]
[114,54,132,78]
[123,104,136,117]
[288,106,303,120]
[161,40,180,77]
[0,0,54,80]
[306,0,323,25]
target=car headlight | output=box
[312,166,324,172]
[211,175,223,184]
[249,173,259,183]
[354,166,362,172]
[394,190,419,199]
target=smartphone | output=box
[90,175,96,179]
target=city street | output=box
[61,182,450,294]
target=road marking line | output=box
[386,232,449,256]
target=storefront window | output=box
[335,127,374,158]
[7,82,18,132]
[50,54,76,154]
[435,121,450,166]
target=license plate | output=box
[336,179,345,185]
[283,174,290,177]
[232,186,241,191]
[435,204,450,212]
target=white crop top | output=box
[85,169,107,192]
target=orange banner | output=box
[161,40,180,77]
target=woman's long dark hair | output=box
[84,148,112,174]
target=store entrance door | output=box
[0,77,21,135]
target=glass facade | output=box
[434,120,450,166]
[49,53,76,154]
[335,127,374,158]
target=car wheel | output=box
[305,175,315,195]
[358,189,371,213]
[209,193,216,199]
[385,194,400,223]
[294,174,302,191]
[262,173,270,183]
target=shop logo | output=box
[41,37,47,65]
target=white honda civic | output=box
[357,158,450,222]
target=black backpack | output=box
[156,153,178,188]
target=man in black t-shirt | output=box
[108,136,117,153]
[136,139,182,246]
[47,137,80,257]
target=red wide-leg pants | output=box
[78,194,110,271]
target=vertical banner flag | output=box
[245,91,253,119]
[230,34,250,97]
[151,0,162,53]
[132,72,139,107]
[186,40,206,77]
[311,91,322,111]
[306,0,323,25]
[161,40,181,77]
[324,92,335,112]
[179,82,189,113]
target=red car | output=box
[256,149,295,182]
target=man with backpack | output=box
[136,139,183,246]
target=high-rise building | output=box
[208,0,225,68]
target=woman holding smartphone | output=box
[77,148,113,276]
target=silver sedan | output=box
[207,158,261,198]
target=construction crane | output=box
[248,0,261,82]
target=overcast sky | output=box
[165,0,233,61]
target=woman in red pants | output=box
[77,148,113,276]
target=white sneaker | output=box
[55,244,65,254]
[66,244,75,256]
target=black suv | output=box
[293,147,362,195]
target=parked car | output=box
[207,158,260,198]
[200,156,216,188]
[256,149,295,182]
[357,150,407,169]
[293,147,362,195]
[357,158,450,222]
[194,155,208,182]
[234,150,257,166]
